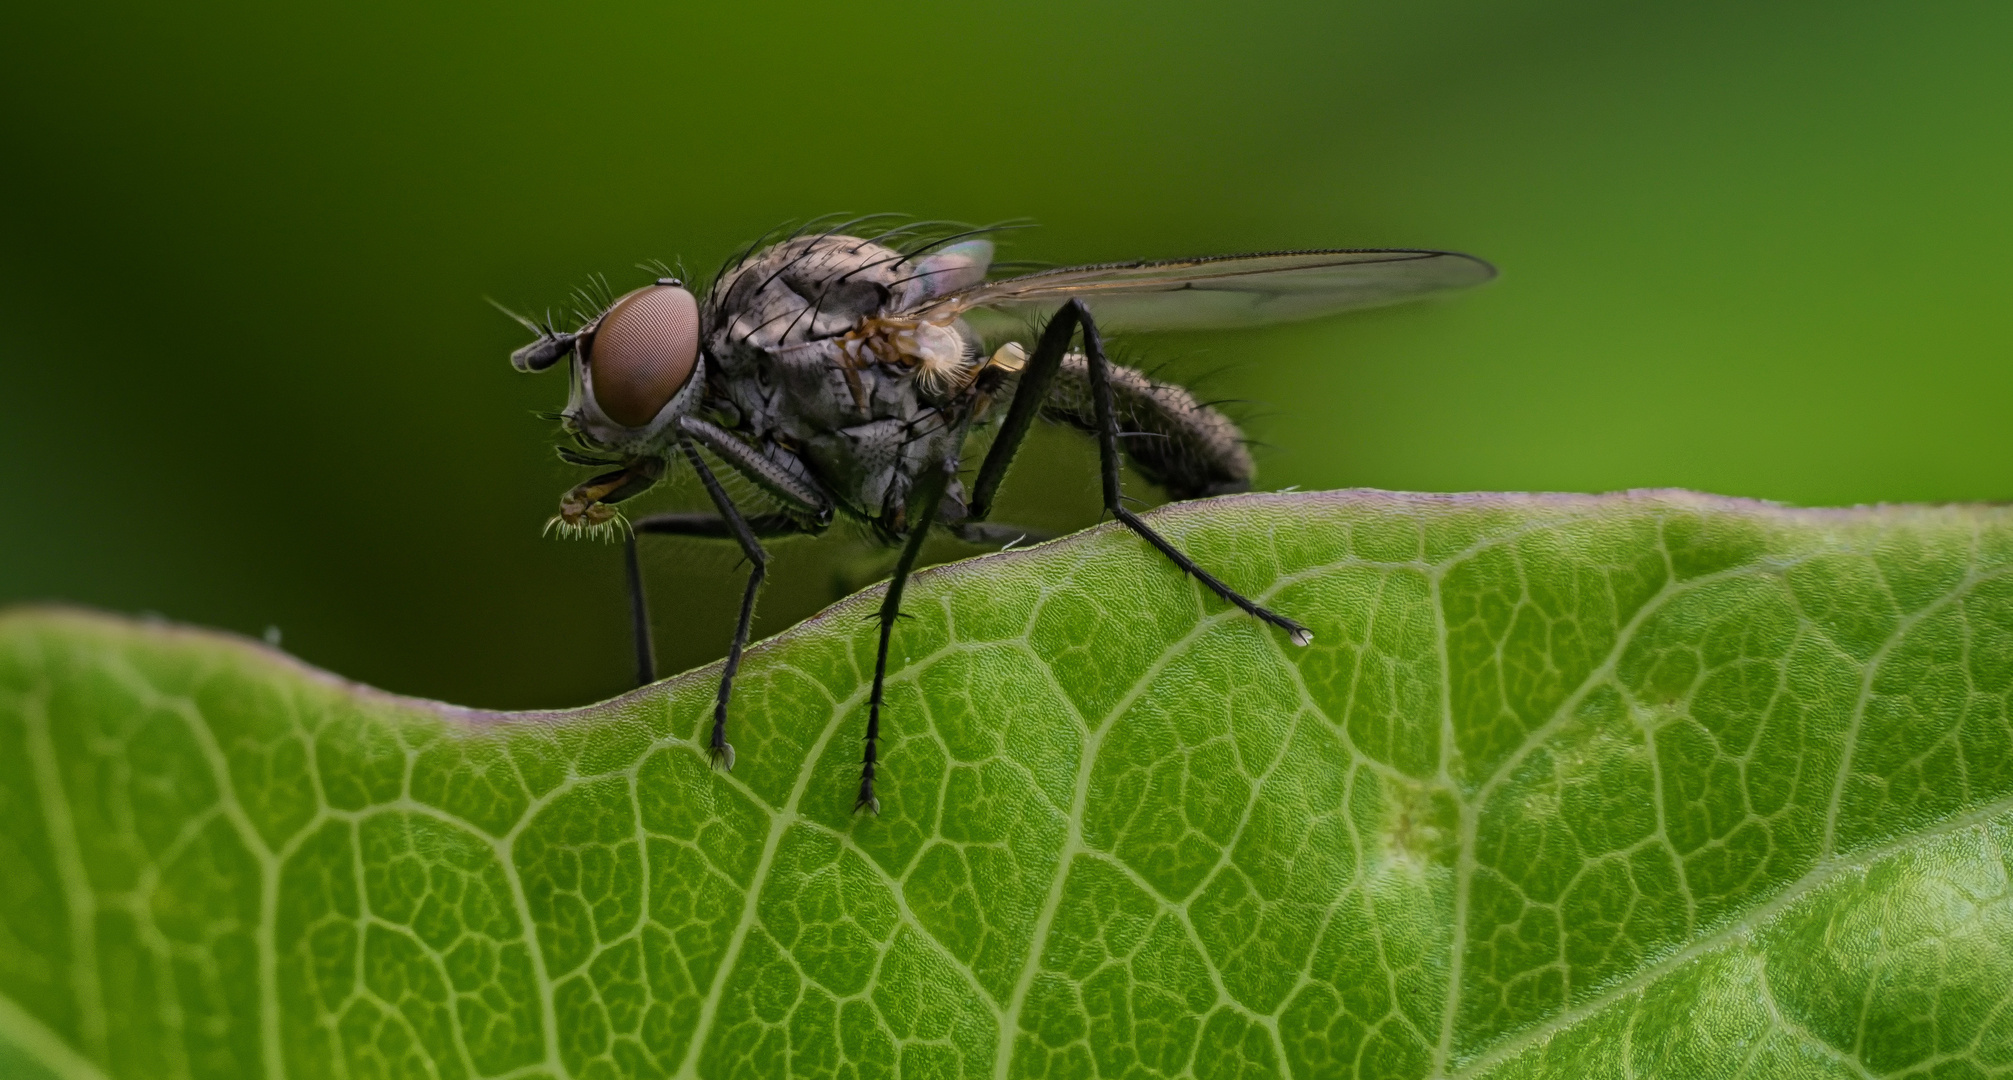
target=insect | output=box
[504,216,1493,812]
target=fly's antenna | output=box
[492,297,580,372]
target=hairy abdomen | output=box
[1041,355,1253,500]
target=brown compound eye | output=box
[584,283,700,427]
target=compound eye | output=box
[585,284,700,427]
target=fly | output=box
[503,216,1494,812]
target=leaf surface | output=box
[3,491,2012,1080]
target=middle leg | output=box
[857,455,956,815]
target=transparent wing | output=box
[913,248,1495,334]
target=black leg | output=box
[968,305,1082,521]
[624,511,807,688]
[1075,301,1313,645]
[624,533,656,685]
[676,415,833,523]
[857,457,955,815]
[975,299,1311,647]
[633,510,808,540]
[674,439,777,771]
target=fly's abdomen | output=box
[1040,355,1253,499]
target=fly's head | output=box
[505,278,705,537]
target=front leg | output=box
[625,510,808,686]
[669,438,780,771]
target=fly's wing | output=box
[913,248,1495,334]
[901,239,994,302]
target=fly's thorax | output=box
[709,336,971,530]
[800,407,971,537]
[697,232,994,527]
[702,233,987,363]
[704,235,914,357]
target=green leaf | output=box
[4,490,2012,1080]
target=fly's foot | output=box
[854,775,881,816]
[709,742,736,771]
[1252,607,1313,647]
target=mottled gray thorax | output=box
[697,235,981,532]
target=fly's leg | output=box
[669,439,780,771]
[621,420,832,770]
[972,298,1311,646]
[625,510,807,686]
[967,302,1082,521]
[624,534,655,686]
[1079,304,1312,644]
[858,457,955,815]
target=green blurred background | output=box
[3,0,2009,709]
